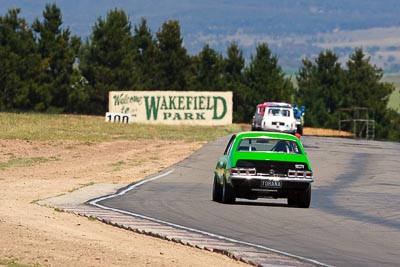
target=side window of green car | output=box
[224,135,236,155]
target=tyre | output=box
[287,196,297,206]
[297,185,311,208]
[222,178,236,204]
[297,124,303,135]
[212,176,223,202]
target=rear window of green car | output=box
[237,138,302,154]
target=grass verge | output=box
[0,259,38,267]
[0,112,246,142]
[0,157,53,171]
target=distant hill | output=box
[2,0,400,72]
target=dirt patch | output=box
[0,139,248,267]
[303,127,353,137]
[0,127,348,267]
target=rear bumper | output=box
[260,126,296,134]
[230,175,313,199]
[231,175,313,183]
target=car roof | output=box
[235,131,299,142]
[257,102,292,108]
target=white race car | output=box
[251,102,297,134]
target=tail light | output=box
[230,167,256,176]
[288,169,313,179]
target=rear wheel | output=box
[297,185,311,208]
[222,178,236,204]
[297,124,303,135]
[212,176,223,202]
[287,196,297,206]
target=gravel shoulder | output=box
[0,139,248,267]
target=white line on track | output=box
[90,168,331,267]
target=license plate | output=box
[260,180,282,188]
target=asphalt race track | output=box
[98,135,400,267]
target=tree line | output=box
[1,4,399,141]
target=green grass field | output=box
[383,74,400,112]
[389,87,400,112]
[0,113,245,142]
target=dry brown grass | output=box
[303,127,353,137]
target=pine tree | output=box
[80,9,137,114]
[244,43,293,122]
[0,8,41,111]
[296,50,345,128]
[346,48,395,138]
[32,3,79,112]
[225,42,244,84]
[133,18,157,90]
[155,20,190,90]
[224,42,247,122]
[346,48,393,110]
[191,44,226,91]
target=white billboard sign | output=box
[108,91,232,126]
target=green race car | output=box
[212,131,314,208]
